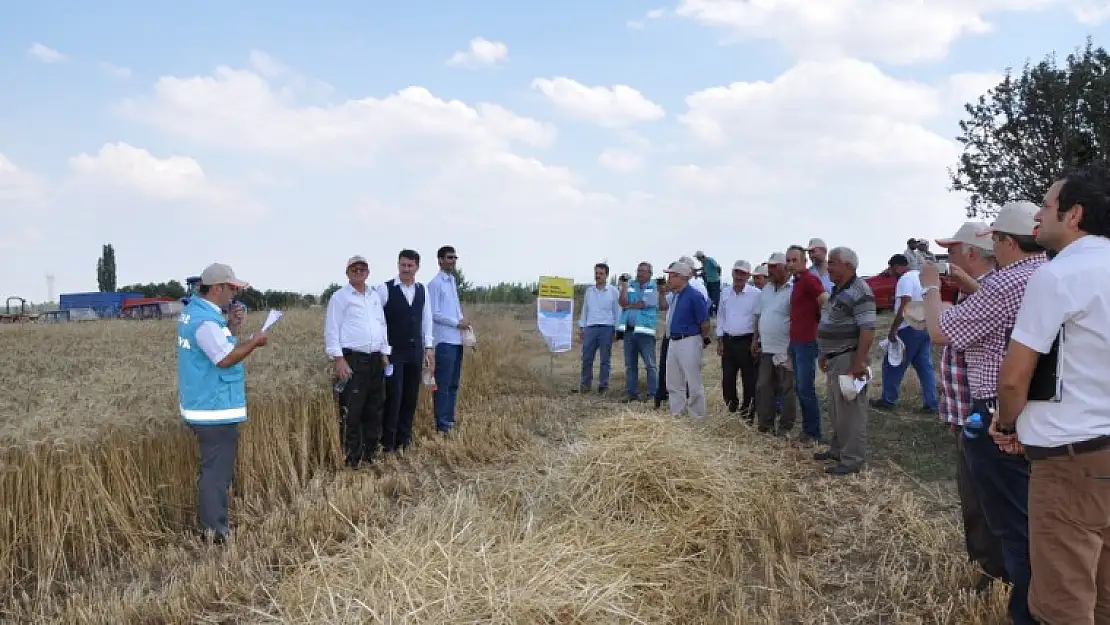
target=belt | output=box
[824,346,856,360]
[342,348,382,358]
[1025,436,1110,461]
[671,333,698,340]
[723,333,753,339]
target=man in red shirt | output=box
[787,244,830,445]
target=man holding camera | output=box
[618,262,666,402]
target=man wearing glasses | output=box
[428,245,469,434]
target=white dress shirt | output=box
[1013,235,1110,447]
[324,283,391,358]
[716,283,761,337]
[428,270,465,346]
[373,277,435,349]
[578,284,621,328]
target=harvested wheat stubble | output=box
[2,305,1007,624]
[0,306,541,622]
[211,413,1005,625]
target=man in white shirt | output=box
[753,252,796,436]
[324,255,392,467]
[717,260,761,416]
[995,165,1110,624]
[427,245,468,434]
[373,249,434,453]
[874,253,938,414]
[577,262,621,393]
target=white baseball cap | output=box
[664,260,694,278]
[935,221,994,252]
[200,263,248,288]
[767,252,787,265]
[732,260,752,272]
[990,201,1039,237]
[753,264,769,277]
[807,238,827,251]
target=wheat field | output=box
[0,305,1008,624]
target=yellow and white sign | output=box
[536,275,575,353]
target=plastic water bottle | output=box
[333,378,347,395]
[422,369,436,388]
[964,412,984,440]
[384,364,394,377]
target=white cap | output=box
[753,264,769,277]
[200,263,248,288]
[732,260,752,273]
[664,260,694,278]
[767,252,787,265]
[807,238,827,251]
[346,255,369,270]
[935,222,994,252]
[990,201,1039,237]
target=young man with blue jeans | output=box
[786,246,828,444]
[428,245,467,433]
[577,263,621,393]
[874,254,938,413]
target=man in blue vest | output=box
[618,261,666,402]
[374,249,434,452]
[176,262,269,544]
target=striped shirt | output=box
[817,274,877,356]
[938,254,1047,400]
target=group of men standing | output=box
[324,247,469,468]
[919,164,1110,625]
[577,240,879,476]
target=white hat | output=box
[200,263,248,288]
[753,264,769,277]
[990,201,1039,237]
[767,252,787,265]
[880,337,905,368]
[732,260,752,272]
[664,260,694,278]
[346,255,369,270]
[807,238,827,251]
[935,221,994,251]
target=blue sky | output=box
[1,1,1106,302]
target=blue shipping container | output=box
[59,291,143,318]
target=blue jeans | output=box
[965,398,1034,625]
[433,343,463,432]
[881,325,939,411]
[580,325,614,389]
[790,341,821,441]
[623,332,657,398]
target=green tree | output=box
[96,244,117,292]
[453,267,473,293]
[321,283,342,304]
[949,38,1110,219]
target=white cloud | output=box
[66,142,254,214]
[598,148,644,173]
[672,0,1105,65]
[446,37,509,68]
[0,154,47,207]
[530,77,665,128]
[27,43,66,64]
[627,7,667,29]
[99,62,132,79]
[117,62,554,166]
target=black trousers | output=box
[383,360,422,451]
[721,333,757,412]
[337,349,385,466]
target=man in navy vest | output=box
[374,249,434,452]
[176,262,269,544]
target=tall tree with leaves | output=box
[96,244,117,292]
[949,38,1109,219]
